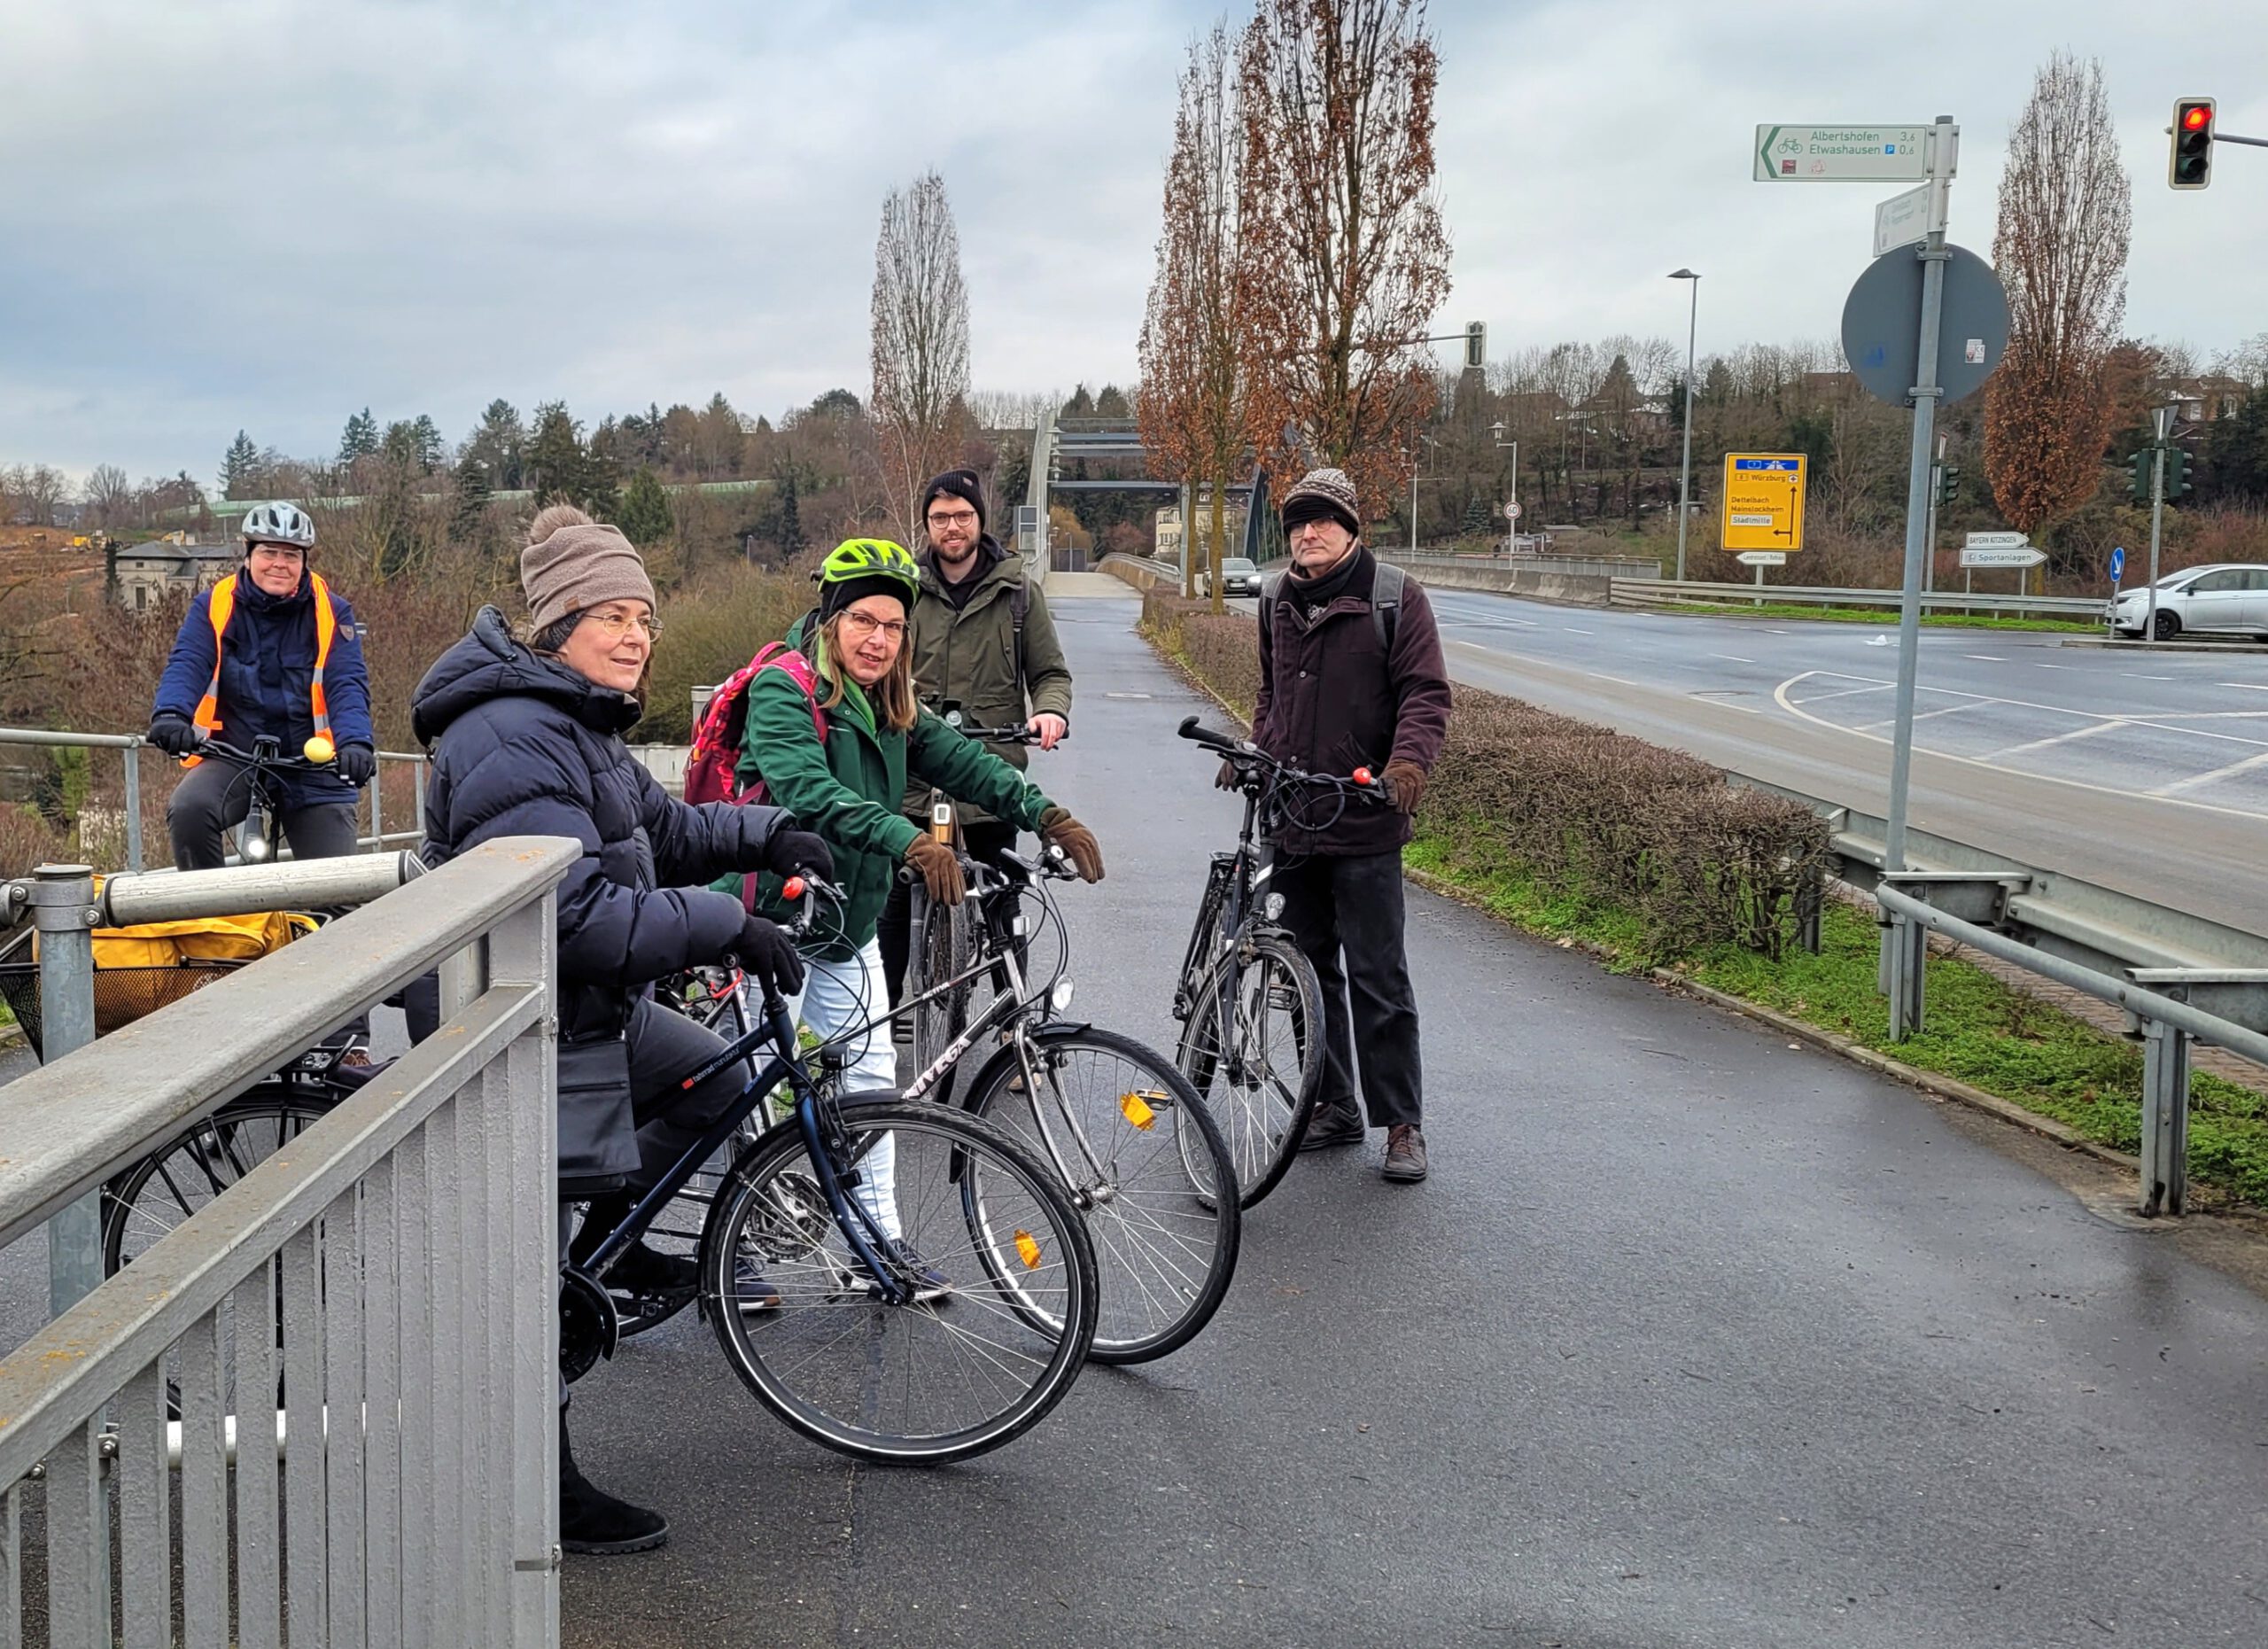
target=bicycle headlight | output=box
[1262,892,1285,922]
[238,824,273,864]
[1050,978,1076,1015]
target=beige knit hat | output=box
[520,506,657,631]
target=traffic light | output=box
[2166,447,2193,500]
[1936,463,1960,509]
[2171,98,2215,190]
[2129,450,2154,504]
[1464,321,1487,371]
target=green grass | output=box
[1406,836,2268,1207]
[1657,600,2100,634]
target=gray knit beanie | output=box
[521,509,657,631]
[1280,467,1361,536]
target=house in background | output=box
[108,535,235,612]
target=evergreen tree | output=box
[774,466,803,557]
[338,408,380,467]
[616,468,674,548]
[1093,384,1131,418]
[220,431,260,499]
[409,414,445,472]
[450,455,494,550]
[1061,385,1096,419]
[464,399,526,490]
[1461,496,1490,535]
[525,401,588,507]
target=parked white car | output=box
[2111,563,2268,641]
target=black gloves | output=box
[148,714,204,758]
[731,913,806,1000]
[764,828,834,882]
[337,743,377,787]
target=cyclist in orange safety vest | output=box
[148,502,377,870]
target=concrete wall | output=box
[1385,556,1615,607]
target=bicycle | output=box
[1170,714,1386,1207]
[194,735,338,865]
[889,843,1241,1364]
[901,704,1047,1071]
[569,875,1100,1465]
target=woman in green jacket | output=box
[734,539,1104,1287]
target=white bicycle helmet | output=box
[240,501,316,549]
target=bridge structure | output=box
[1020,416,1271,573]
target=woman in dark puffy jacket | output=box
[412,505,829,1557]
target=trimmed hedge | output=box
[1141,588,1829,963]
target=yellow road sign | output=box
[1721,455,1806,551]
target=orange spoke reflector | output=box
[1014,1230,1044,1270]
[1119,1091,1160,1131]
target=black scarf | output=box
[1286,544,1363,619]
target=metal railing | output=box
[1386,549,1662,581]
[0,727,429,870]
[1728,771,2268,1217]
[0,836,576,1647]
[1612,577,2105,620]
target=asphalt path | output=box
[1409,588,2268,930]
[7,594,2267,1646]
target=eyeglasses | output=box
[926,509,980,530]
[838,610,907,642]
[582,608,660,640]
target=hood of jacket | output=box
[411,604,643,747]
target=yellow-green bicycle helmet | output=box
[816,538,920,618]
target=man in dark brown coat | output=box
[1245,466,1451,1181]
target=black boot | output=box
[571,1194,697,1297]
[559,1409,669,1555]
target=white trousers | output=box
[785,938,904,1239]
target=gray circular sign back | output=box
[1841,243,2010,408]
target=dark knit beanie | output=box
[1280,467,1362,536]
[920,469,987,533]
[819,574,913,622]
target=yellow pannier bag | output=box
[36,907,314,968]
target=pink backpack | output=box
[686,642,827,912]
[685,642,827,808]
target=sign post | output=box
[2109,545,2126,637]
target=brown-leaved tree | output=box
[1236,0,1452,517]
[1984,52,2131,551]
[871,171,973,546]
[1138,23,1258,610]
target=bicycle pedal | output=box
[892,1019,914,1046]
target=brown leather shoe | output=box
[1382,1124,1427,1183]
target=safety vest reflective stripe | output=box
[184,572,338,766]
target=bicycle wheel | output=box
[911,889,975,1073]
[615,981,765,1339]
[103,1091,336,1273]
[1175,931,1324,1207]
[966,1028,1239,1365]
[703,1096,1097,1464]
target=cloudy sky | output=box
[8,0,2264,480]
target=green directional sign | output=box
[1756,124,1933,182]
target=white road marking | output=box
[1963,654,2008,662]
[1857,701,1996,731]
[1788,683,1893,705]
[1710,653,1756,665]
[1564,626,1595,635]
[2222,683,2268,693]
[1689,693,1760,714]
[1990,719,2132,759]
[2120,673,2175,681]
[1586,673,1638,687]
[1770,670,2268,822]
[2154,749,2268,797]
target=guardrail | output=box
[1612,578,2105,620]
[0,727,429,869]
[0,837,574,1647]
[1727,771,2268,1217]
[1387,550,1661,581]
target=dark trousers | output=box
[167,756,359,871]
[879,817,1021,1005]
[1272,849,1424,1131]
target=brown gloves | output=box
[904,834,966,905]
[1380,758,1427,817]
[1215,759,1241,791]
[1037,806,1105,883]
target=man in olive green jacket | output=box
[881,469,1075,1003]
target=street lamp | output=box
[1668,268,1700,583]
[1409,433,1437,555]
[1490,419,1519,558]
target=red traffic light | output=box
[2171,97,2216,189]
[2182,104,2212,132]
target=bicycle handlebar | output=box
[198,736,330,774]
[1177,715,1386,805]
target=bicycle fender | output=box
[951,1019,1098,1115]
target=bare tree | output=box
[80,465,137,531]
[1236,0,1453,513]
[1984,52,2131,545]
[870,170,973,544]
[1139,22,1259,609]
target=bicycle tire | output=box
[1174,930,1324,1207]
[703,1094,1098,1465]
[103,1090,337,1273]
[911,888,975,1074]
[964,1026,1240,1365]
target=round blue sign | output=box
[2109,546,2126,580]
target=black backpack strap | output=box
[1371,561,1405,652]
[1013,577,1029,683]
[1259,571,1283,637]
